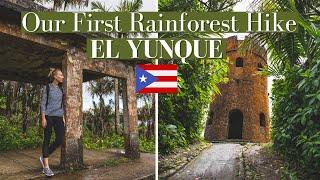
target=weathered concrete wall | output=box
[204,36,270,143]
[61,48,84,169]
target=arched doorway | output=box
[228,109,243,139]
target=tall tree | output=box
[114,78,120,134]
[159,0,240,12]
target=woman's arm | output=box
[40,85,47,128]
[41,112,47,128]
[63,115,65,126]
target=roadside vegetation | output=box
[246,0,320,178]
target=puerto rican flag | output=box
[136,64,178,93]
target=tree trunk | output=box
[12,82,20,115]
[22,84,28,133]
[0,80,4,95]
[99,95,104,136]
[146,94,155,139]
[5,81,12,118]
[114,78,120,134]
[35,85,42,130]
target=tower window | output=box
[236,57,244,67]
[257,63,263,71]
[259,113,266,127]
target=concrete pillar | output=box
[61,48,84,169]
[122,65,140,158]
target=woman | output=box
[39,69,65,177]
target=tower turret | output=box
[204,36,270,142]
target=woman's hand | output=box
[63,116,66,126]
[42,117,47,128]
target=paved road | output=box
[170,143,243,180]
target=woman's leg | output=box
[48,116,64,155]
[42,116,53,168]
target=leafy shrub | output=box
[0,116,42,151]
[271,59,320,178]
[83,127,155,153]
[0,117,154,153]
[139,138,155,153]
[159,121,187,154]
[83,127,124,149]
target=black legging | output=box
[42,116,64,158]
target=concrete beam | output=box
[0,20,67,51]
[82,59,130,79]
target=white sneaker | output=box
[43,167,54,177]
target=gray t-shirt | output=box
[40,83,64,117]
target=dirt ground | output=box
[0,148,155,179]
[240,143,285,180]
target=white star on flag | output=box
[139,74,147,83]
[136,64,178,93]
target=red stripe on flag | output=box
[156,76,177,81]
[138,88,177,94]
[139,64,177,70]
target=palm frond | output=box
[53,0,88,10]
[117,0,143,12]
[243,0,320,77]
[91,1,110,12]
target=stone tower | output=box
[204,36,270,142]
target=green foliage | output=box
[83,127,155,153]
[159,60,228,154]
[83,129,124,150]
[0,115,154,153]
[84,100,115,137]
[159,121,187,154]
[0,116,42,151]
[159,0,240,12]
[0,97,5,109]
[139,138,155,153]
[245,0,320,178]
[271,61,320,178]
[34,0,89,10]
[158,0,232,155]
[159,0,203,12]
